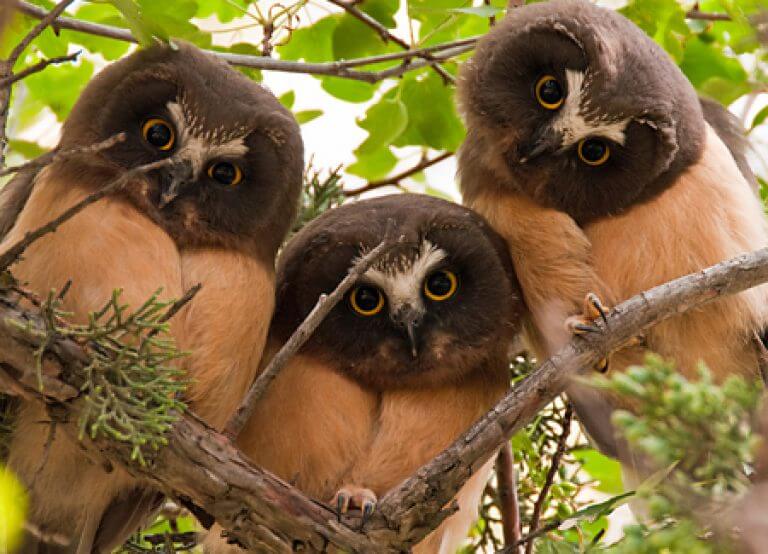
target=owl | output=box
[202,194,525,554]
[457,0,768,474]
[0,42,303,552]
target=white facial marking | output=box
[362,241,447,317]
[166,101,248,178]
[552,69,629,146]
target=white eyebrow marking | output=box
[552,69,629,146]
[361,240,447,317]
[166,101,248,178]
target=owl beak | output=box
[518,128,562,164]
[159,160,194,209]
[392,304,422,358]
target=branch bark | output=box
[496,442,522,552]
[2,245,768,551]
[372,246,768,547]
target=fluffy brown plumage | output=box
[1,42,302,552]
[457,0,768,468]
[203,194,525,554]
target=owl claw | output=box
[331,486,377,528]
[566,292,610,337]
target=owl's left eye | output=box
[142,118,175,151]
[577,138,610,166]
[207,162,243,186]
[424,270,458,302]
[535,75,564,110]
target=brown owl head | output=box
[270,194,525,390]
[457,0,706,224]
[55,41,303,261]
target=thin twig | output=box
[8,0,76,65]
[326,0,455,84]
[0,50,80,88]
[526,402,573,554]
[686,8,731,21]
[14,1,475,83]
[143,283,202,341]
[0,156,170,271]
[496,442,522,551]
[344,151,453,197]
[0,131,125,178]
[223,218,402,439]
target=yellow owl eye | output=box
[535,75,564,110]
[577,138,610,166]
[207,162,243,186]
[349,285,385,316]
[141,118,175,151]
[424,270,458,302]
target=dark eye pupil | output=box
[539,79,562,104]
[355,287,380,311]
[146,123,172,147]
[427,272,452,296]
[581,139,607,162]
[211,163,236,184]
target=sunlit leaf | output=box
[355,97,408,155]
[295,109,323,124]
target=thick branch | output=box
[344,152,454,197]
[372,246,768,547]
[224,219,401,438]
[2,246,768,551]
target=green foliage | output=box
[0,467,27,553]
[19,289,189,466]
[293,164,345,234]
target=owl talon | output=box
[331,486,377,527]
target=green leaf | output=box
[393,72,465,150]
[360,0,400,28]
[332,15,389,59]
[7,139,46,159]
[279,91,296,110]
[278,16,338,62]
[348,147,398,180]
[295,109,323,124]
[24,58,95,120]
[195,0,249,23]
[449,6,504,17]
[572,448,624,494]
[107,0,161,45]
[321,77,377,103]
[620,0,689,62]
[557,491,635,530]
[680,36,750,104]
[66,4,132,60]
[751,104,768,131]
[355,98,408,155]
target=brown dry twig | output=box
[525,402,573,554]
[223,218,402,438]
[0,152,169,271]
[496,441,522,551]
[344,151,454,197]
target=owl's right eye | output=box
[142,118,175,151]
[535,75,564,110]
[349,285,385,317]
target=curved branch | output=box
[344,151,454,197]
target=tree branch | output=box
[2,245,768,551]
[14,2,475,83]
[372,246,768,547]
[686,8,731,22]
[224,219,401,439]
[344,151,454,197]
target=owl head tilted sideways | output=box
[55,42,303,261]
[457,0,747,224]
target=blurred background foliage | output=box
[0,0,767,552]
